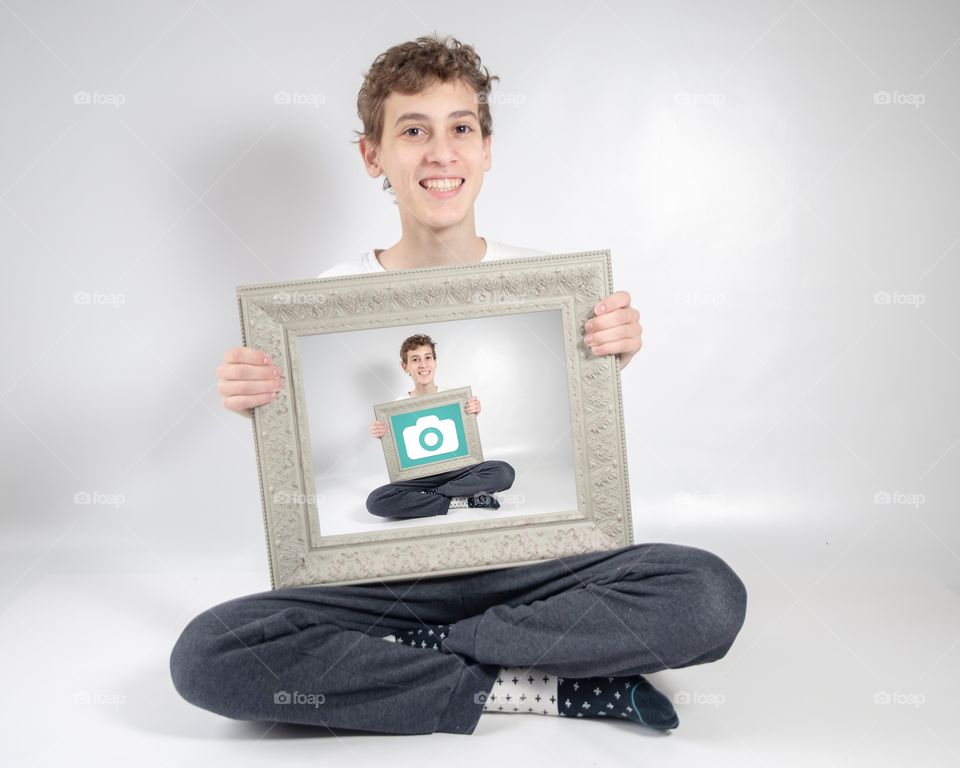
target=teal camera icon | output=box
[390,402,470,469]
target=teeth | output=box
[421,178,463,191]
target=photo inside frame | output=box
[297,309,577,536]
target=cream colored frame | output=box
[236,249,633,588]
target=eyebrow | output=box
[394,109,478,126]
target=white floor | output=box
[318,460,578,535]
[2,507,958,768]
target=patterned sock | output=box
[482,667,559,716]
[381,623,450,651]
[557,675,679,730]
[378,631,677,730]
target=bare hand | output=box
[370,420,387,439]
[582,290,643,370]
[216,346,284,418]
[465,396,481,415]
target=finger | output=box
[593,290,631,317]
[222,391,277,413]
[585,320,639,346]
[217,361,283,381]
[218,377,284,397]
[223,346,273,365]
[584,306,639,334]
[587,328,643,357]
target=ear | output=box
[359,135,383,179]
[482,133,492,172]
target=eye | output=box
[404,127,423,137]
[454,124,472,134]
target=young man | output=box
[366,333,515,519]
[181,34,747,735]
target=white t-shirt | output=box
[318,239,548,278]
[394,384,454,402]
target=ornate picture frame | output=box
[236,249,633,588]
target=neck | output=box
[409,382,439,397]
[379,217,487,270]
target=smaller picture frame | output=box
[373,386,483,482]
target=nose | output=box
[424,131,456,165]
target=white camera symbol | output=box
[403,415,459,460]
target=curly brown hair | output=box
[400,334,437,365]
[353,33,500,191]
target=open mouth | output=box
[419,177,464,197]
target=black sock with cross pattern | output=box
[378,630,677,729]
[557,674,679,730]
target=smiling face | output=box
[401,344,437,387]
[359,78,492,234]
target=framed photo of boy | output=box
[374,386,483,482]
[236,249,633,588]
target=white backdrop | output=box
[298,309,577,534]
[1,2,958,766]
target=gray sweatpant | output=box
[366,459,516,519]
[169,542,747,735]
